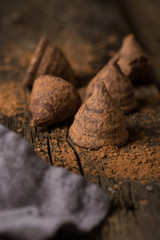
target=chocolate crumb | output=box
[146,185,153,191]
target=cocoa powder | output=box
[0,79,159,181]
[0,81,29,117]
[86,139,160,181]
[79,85,160,181]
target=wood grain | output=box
[0,0,159,239]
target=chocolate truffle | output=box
[85,61,137,114]
[117,34,154,84]
[23,37,77,88]
[31,75,81,126]
[69,82,129,149]
[36,45,77,86]
[23,36,48,88]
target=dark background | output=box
[0,0,159,85]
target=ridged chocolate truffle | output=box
[69,82,128,149]
[31,75,81,126]
[117,34,154,84]
[85,61,137,114]
[23,37,77,88]
[36,45,77,86]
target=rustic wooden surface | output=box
[0,0,160,240]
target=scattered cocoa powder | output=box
[0,62,159,182]
[0,81,29,117]
[79,86,160,181]
[100,144,160,181]
[17,128,23,133]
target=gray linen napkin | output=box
[0,124,110,240]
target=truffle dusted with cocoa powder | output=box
[23,36,48,88]
[117,34,154,84]
[36,44,77,86]
[31,75,81,127]
[69,82,128,149]
[85,61,137,114]
[23,37,77,88]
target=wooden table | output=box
[0,0,160,239]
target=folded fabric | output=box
[0,124,110,240]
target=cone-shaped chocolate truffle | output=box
[117,34,154,84]
[36,45,77,86]
[23,37,77,88]
[23,36,48,88]
[31,75,81,127]
[69,82,128,149]
[85,61,137,114]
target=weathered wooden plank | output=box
[68,85,160,239]
[0,0,160,240]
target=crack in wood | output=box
[30,130,34,144]
[47,137,53,165]
[67,139,84,176]
[56,139,65,167]
[98,175,102,188]
[128,182,136,215]
[120,182,136,215]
